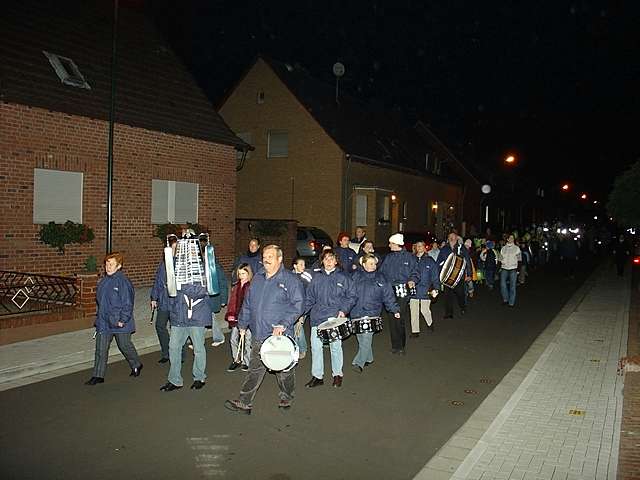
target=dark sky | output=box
[150,0,640,200]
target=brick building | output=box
[0,1,247,285]
[219,57,474,245]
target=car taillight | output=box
[633,257,640,265]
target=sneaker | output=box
[305,377,324,388]
[278,399,292,410]
[298,351,307,360]
[241,364,249,371]
[224,399,251,415]
[211,339,225,347]
[227,362,241,372]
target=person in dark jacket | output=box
[150,235,188,363]
[351,254,399,372]
[304,249,358,388]
[160,280,213,392]
[335,232,358,273]
[292,256,313,359]
[378,233,419,354]
[480,240,498,290]
[225,245,304,414]
[410,244,440,336]
[232,238,263,281]
[355,240,382,269]
[613,235,630,277]
[436,232,472,319]
[85,253,142,385]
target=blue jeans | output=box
[310,326,343,378]
[500,269,518,306]
[296,319,307,354]
[352,332,373,368]
[169,326,206,386]
[211,314,224,343]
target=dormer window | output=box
[43,51,91,89]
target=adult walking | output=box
[436,232,472,319]
[499,234,522,307]
[378,233,419,354]
[225,245,304,414]
[613,234,630,277]
[305,249,357,387]
[85,253,142,385]
[410,244,440,336]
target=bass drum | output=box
[260,335,299,372]
[439,253,466,288]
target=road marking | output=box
[186,436,229,477]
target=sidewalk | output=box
[415,265,629,480]
[0,287,228,392]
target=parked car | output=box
[297,226,334,258]
[402,231,437,253]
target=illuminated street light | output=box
[505,155,515,164]
[391,194,397,201]
[593,200,598,204]
[561,184,570,191]
[580,193,587,200]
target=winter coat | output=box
[378,249,420,286]
[350,270,399,318]
[169,283,213,328]
[413,255,440,299]
[225,280,250,328]
[304,268,358,327]
[95,271,136,334]
[335,246,358,273]
[238,265,304,342]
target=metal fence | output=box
[0,271,77,316]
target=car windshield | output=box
[309,228,331,240]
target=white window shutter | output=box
[174,181,198,223]
[151,179,169,224]
[268,130,288,157]
[33,169,83,224]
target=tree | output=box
[607,160,640,226]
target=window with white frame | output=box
[33,168,83,224]
[267,130,288,158]
[43,51,91,89]
[151,180,198,224]
[355,194,368,226]
[378,195,390,222]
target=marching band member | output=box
[378,233,419,354]
[85,253,142,385]
[305,249,358,388]
[355,239,382,269]
[410,243,440,336]
[335,232,358,273]
[225,245,304,414]
[225,263,253,372]
[151,234,186,364]
[351,254,399,372]
[292,257,313,359]
[436,231,472,319]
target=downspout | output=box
[106,0,118,254]
[342,153,352,232]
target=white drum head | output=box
[260,335,299,372]
[318,317,349,330]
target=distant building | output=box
[219,57,477,246]
[0,1,248,283]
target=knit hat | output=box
[388,233,404,246]
[486,240,494,249]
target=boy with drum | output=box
[350,254,400,372]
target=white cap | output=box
[388,233,404,246]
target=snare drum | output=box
[393,284,408,298]
[260,335,299,372]
[317,317,353,343]
[352,316,384,334]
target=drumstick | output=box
[234,332,244,364]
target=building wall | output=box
[219,58,344,241]
[0,102,236,285]
[348,161,463,243]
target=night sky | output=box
[150,0,640,201]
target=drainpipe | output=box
[342,153,352,232]
[106,0,118,254]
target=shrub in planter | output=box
[39,221,95,253]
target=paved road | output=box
[0,260,596,480]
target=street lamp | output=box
[505,155,516,164]
[561,183,570,191]
[580,193,587,200]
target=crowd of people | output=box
[83,222,632,414]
